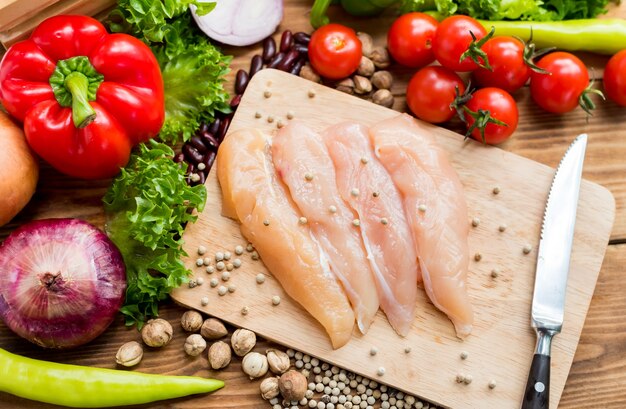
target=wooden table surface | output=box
[1,1,625,408]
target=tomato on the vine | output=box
[473,36,534,93]
[530,52,602,114]
[432,15,489,72]
[604,49,626,107]
[406,66,465,123]
[308,24,362,80]
[464,87,518,145]
[387,12,438,68]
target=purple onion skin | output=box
[0,219,126,349]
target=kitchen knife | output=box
[521,134,588,409]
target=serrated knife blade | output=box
[521,134,587,409]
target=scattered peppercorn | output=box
[235,245,244,255]
[493,186,501,195]
[272,295,281,305]
[198,246,207,255]
[523,244,532,254]
[264,90,272,98]
[256,273,266,284]
[201,296,209,306]
[218,286,228,296]
[241,306,250,315]
[471,217,480,227]
[474,253,482,262]
[499,224,507,232]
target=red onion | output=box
[0,219,126,349]
[191,0,283,46]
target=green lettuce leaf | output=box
[103,141,207,327]
[399,0,609,20]
[109,0,215,43]
[152,16,231,143]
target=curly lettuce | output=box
[399,0,609,20]
[103,141,207,327]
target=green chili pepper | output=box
[0,348,224,408]
[479,19,626,55]
[310,0,399,28]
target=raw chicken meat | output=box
[323,122,419,336]
[216,128,355,348]
[272,121,380,334]
[370,114,474,338]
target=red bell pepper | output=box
[0,15,164,179]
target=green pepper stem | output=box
[310,0,333,28]
[64,72,96,128]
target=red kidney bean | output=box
[249,55,263,78]
[174,152,185,163]
[190,136,208,153]
[199,122,210,134]
[294,32,310,45]
[235,70,249,95]
[268,52,286,69]
[293,43,308,55]
[183,144,204,164]
[209,118,221,136]
[204,151,217,168]
[230,94,242,109]
[280,30,293,53]
[278,49,300,71]
[201,132,220,150]
[218,115,232,140]
[187,163,196,174]
[262,37,277,63]
[198,171,206,185]
[290,58,306,75]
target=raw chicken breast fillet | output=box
[272,121,380,334]
[324,122,419,336]
[217,128,355,348]
[370,114,473,338]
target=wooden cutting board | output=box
[171,69,615,409]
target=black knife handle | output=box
[521,353,551,409]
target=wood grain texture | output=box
[170,69,614,409]
[0,1,624,408]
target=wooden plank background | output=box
[1,1,626,408]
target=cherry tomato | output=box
[432,15,487,72]
[464,87,518,144]
[473,36,530,93]
[387,12,438,68]
[530,52,590,114]
[604,49,626,106]
[406,66,465,124]
[308,24,362,80]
